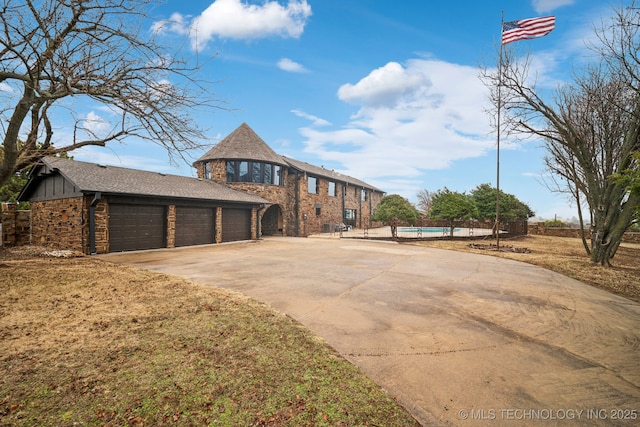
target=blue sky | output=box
[71,0,616,220]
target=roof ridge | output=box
[195,123,285,165]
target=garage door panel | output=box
[109,204,165,252]
[175,207,215,247]
[221,208,251,242]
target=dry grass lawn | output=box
[411,234,640,303]
[0,251,420,427]
[1,235,637,426]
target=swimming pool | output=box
[397,227,459,233]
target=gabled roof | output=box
[20,157,269,204]
[196,122,285,165]
[282,156,384,192]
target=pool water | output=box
[398,227,460,233]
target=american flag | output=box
[502,16,555,45]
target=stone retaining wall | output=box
[528,223,640,244]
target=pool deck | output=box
[315,226,495,240]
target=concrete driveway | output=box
[101,237,640,426]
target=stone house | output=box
[193,123,385,237]
[17,123,385,253]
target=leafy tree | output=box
[482,2,640,266]
[544,219,566,228]
[372,194,420,239]
[0,169,29,209]
[429,188,478,237]
[0,0,219,188]
[470,183,534,221]
[0,143,71,209]
[612,151,640,226]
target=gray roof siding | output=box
[282,156,384,193]
[24,157,268,204]
[196,122,286,165]
[195,122,383,193]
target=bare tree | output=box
[482,2,640,266]
[0,0,220,187]
[416,188,433,215]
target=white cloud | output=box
[291,109,331,126]
[532,0,574,14]
[278,58,308,73]
[337,62,429,106]
[183,0,312,50]
[151,12,190,35]
[302,59,495,183]
[81,111,111,138]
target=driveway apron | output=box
[101,237,640,426]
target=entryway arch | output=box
[261,204,283,236]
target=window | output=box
[328,181,336,196]
[252,162,262,183]
[226,161,236,182]
[345,208,356,220]
[361,189,367,201]
[204,162,212,180]
[308,176,318,194]
[315,207,321,217]
[264,164,272,184]
[225,161,284,185]
[274,165,282,185]
[239,161,249,182]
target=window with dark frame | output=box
[328,181,336,196]
[345,208,356,220]
[308,176,318,194]
[225,160,284,185]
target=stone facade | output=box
[91,197,109,254]
[167,204,177,248]
[1,203,31,247]
[30,197,85,251]
[196,160,384,237]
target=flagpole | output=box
[496,11,504,250]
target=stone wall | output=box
[528,223,640,244]
[91,197,109,254]
[31,197,85,251]
[1,203,31,247]
[197,158,383,237]
[227,177,291,236]
[167,204,176,248]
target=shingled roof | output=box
[196,122,383,192]
[282,156,384,192]
[196,122,286,165]
[21,157,269,204]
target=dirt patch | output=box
[468,243,531,253]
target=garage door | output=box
[221,208,251,242]
[175,207,215,247]
[109,204,165,252]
